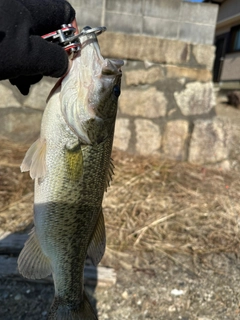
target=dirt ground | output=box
[2,95,240,319]
[1,251,240,320]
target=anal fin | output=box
[87,209,106,266]
[18,228,51,279]
[20,138,46,179]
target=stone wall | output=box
[99,32,233,170]
[1,1,236,170]
[0,30,232,170]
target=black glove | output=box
[0,0,75,95]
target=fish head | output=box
[60,29,123,145]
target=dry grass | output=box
[0,139,33,233]
[104,150,240,260]
[1,139,240,263]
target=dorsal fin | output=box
[87,208,106,266]
[104,158,114,192]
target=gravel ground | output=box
[1,252,240,320]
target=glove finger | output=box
[28,35,69,77]
[17,0,75,35]
[8,34,69,81]
[10,74,43,95]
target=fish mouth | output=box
[102,59,123,76]
[79,29,123,77]
[60,27,123,145]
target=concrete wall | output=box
[221,52,240,81]
[69,0,218,45]
[215,0,240,82]
[217,0,240,22]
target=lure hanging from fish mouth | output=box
[67,26,107,43]
[42,25,107,55]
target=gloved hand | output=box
[0,0,75,95]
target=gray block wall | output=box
[69,0,218,45]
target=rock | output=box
[171,289,185,296]
[227,91,240,108]
[120,88,167,118]
[122,290,129,300]
[125,66,164,86]
[14,293,21,301]
[135,119,161,155]
[168,305,176,312]
[144,60,155,68]
[208,160,231,171]
[174,82,215,116]
[166,65,212,82]
[99,32,190,64]
[192,44,215,71]
[189,117,232,164]
[113,118,131,151]
[162,120,189,161]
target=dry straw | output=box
[1,139,240,267]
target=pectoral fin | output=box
[87,209,106,266]
[18,228,51,279]
[20,138,46,179]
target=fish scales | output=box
[18,29,123,320]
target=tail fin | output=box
[48,292,98,320]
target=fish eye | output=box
[113,85,121,97]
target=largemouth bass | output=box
[18,28,123,319]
